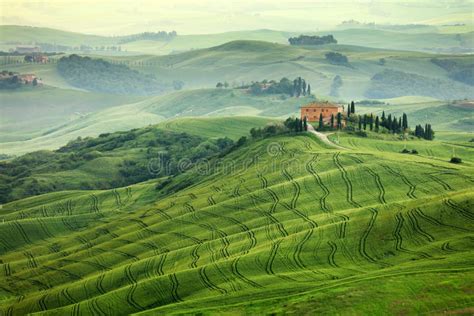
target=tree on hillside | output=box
[319,113,324,130]
[375,116,380,132]
[307,84,311,96]
[350,101,355,114]
[216,82,223,88]
[330,75,343,97]
[358,115,362,130]
[337,113,342,129]
[402,113,408,130]
[369,114,374,131]
[302,80,307,96]
[303,116,308,131]
[331,114,335,129]
[363,114,367,130]
[347,104,351,117]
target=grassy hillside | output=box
[0,86,144,142]
[0,132,472,314]
[1,39,472,100]
[2,87,472,156]
[0,89,307,155]
[109,41,473,100]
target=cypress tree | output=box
[307,84,311,96]
[347,104,351,117]
[369,114,374,131]
[295,118,300,132]
[302,80,307,96]
[363,114,367,130]
[303,116,308,131]
[351,101,355,114]
[381,111,386,126]
[402,113,408,130]
[358,115,362,130]
[375,116,380,132]
[398,117,402,131]
[318,113,324,130]
[331,114,335,129]
[337,112,342,129]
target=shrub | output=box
[401,148,410,154]
[411,149,418,154]
[450,157,462,164]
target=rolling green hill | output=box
[0,131,473,314]
[108,40,473,100]
[0,86,144,143]
[2,25,472,55]
[2,87,472,156]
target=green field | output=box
[0,86,144,143]
[2,86,472,156]
[0,130,473,314]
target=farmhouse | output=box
[300,101,343,124]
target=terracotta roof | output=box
[301,102,341,108]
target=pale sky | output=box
[0,0,472,35]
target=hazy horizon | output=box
[1,0,472,36]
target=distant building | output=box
[18,74,37,84]
[15,46,40,54]
[24,54,49,63]
[300,101,343,126]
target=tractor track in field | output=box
[198,266,227,294]
[441,242,456,252]
[282,167,300,210]
[41,205,48,217]
[214,263,238,292]
[96,273,106,294]
[335,213,349,239]
[265,240,282,275]
[264,188,279,214]
[190,244,201,268]
[358,208,378,263]
[207,196,216,206]
[249,194,288,238]
[67,199,74,216]
[3,263,11,277]
[11,221,31,244]
[230,257,262,288]
[156,251,168,276]
[169,273,183,302]
[200,210,257,254]
[305,155,330,213]
[428,174,453,191]
[258,173,268,189]
[327,241,339,268]
[407,209,435,242]
[72,303,80,316]
[364,166,387,204]
[293,229,314,270]
[88,298,106,316]
[37,294,48,311]
[124,264,145,311]
[61,288,76,304]
[444,199,474,221]
[61,218,79,232]
[37,218,54,239]
[333,153,361,208]
[381,165,416,199]
[413,208,469,232]
[90,194,100,213]
[393,212,431,259]
[113,189,122,208]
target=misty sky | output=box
[1,0,472,35]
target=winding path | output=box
[306,124,346,150]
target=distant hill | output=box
[1,25,472,55]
